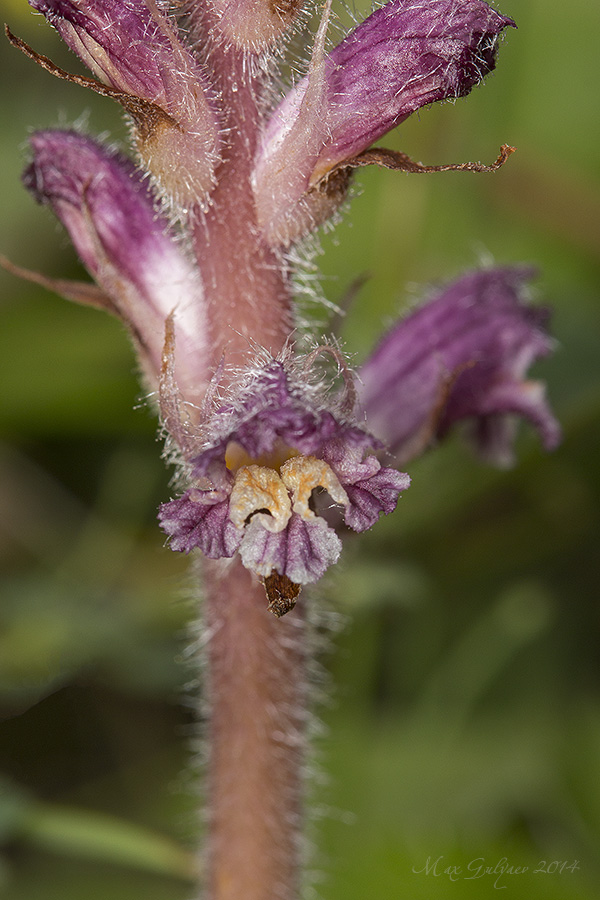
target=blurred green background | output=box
[1,0,599,897]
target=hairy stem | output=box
[192,46,294,372]
[204,559,307,900]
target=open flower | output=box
[158,355,411,602]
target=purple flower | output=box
[358,267,561,467]
[159,356,410,587]
[252,0,515,245]
[23,130,208,403]
[9,1,563,893]
[28,0,221,203]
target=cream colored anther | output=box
[229,465,292,533]
[280,456,348,518]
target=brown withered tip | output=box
[4,25,175,141]
[319,143,516,187]
[263,572,301,618]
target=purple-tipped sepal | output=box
[29,0,221,204]
[253,0,514,245]
[357,267,561,467]
[159,356,410,584]
[23,130,208,400]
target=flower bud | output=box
[253,0,514,245]
[29,0,221,207]
[23,131,208,400]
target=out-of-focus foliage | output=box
[1,1,599,898]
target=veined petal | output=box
[320,440,411,531]
[23,130,208,399]
[343,467,412,532]
[30,0,221,203]
[358,267,561,467]
[158,494,242,558]
[253,0,514,245]
[239,514,342,584]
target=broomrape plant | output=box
[5,1,560,898]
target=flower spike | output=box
[7,0,561,892]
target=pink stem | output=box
[204,559,306,900]
[192,48,294,373]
